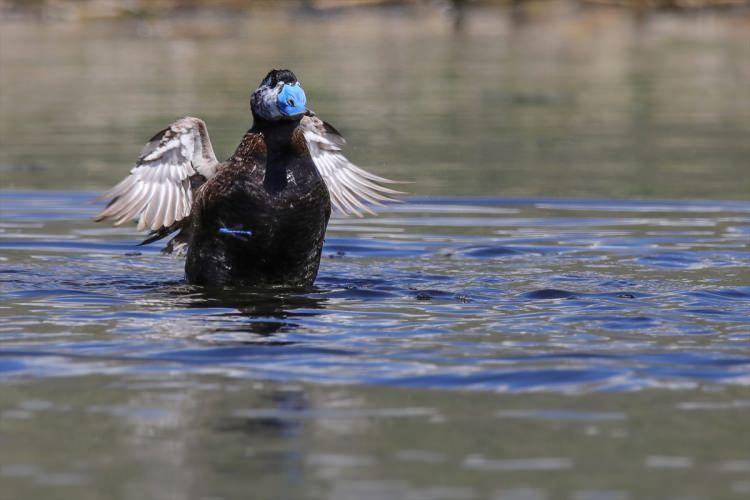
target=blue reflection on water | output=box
[1,190,749,392]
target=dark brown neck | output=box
[251,116,300,150]
[250,117,309,194]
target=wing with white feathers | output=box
[95,116,220,232]
[300,114,404,217]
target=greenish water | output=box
[1,5,750,500]
[3,376,750,500]
[1,5,749,198]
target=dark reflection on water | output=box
[171,287,329,336]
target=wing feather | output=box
[114,183,148,225]
[163,183,176,228]
[95,116,220,233]
[300,114,405,217]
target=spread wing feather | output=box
[95,116,220,232]
[300,114,404,217]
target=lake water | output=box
[1,4,750,500]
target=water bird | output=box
[96,69,403,287]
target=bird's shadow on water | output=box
[162,283,331,339]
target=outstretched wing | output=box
[95,117,220,232]
[300,114,404,217]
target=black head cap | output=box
[259,69,299,88]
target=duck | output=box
[95,69,403,287]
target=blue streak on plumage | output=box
[277,83,307,116]
[219,227,253,236]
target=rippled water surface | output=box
[2,5,750,500]
[2,191,750,499]
[3,191,750,390]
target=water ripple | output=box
[1,191,749,392]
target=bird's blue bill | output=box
[277,83,307,116]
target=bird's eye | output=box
[288,98,295,107]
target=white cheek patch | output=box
[252,82,285,121]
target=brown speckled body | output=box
[185,119,331,287]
